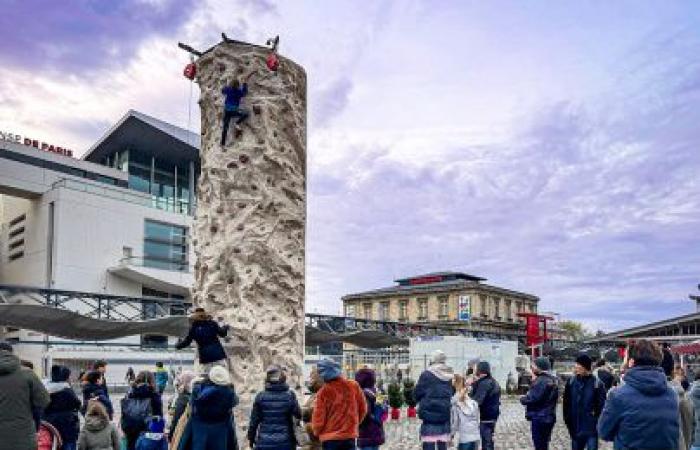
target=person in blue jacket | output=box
[221,73,254,145]
[190,366,239,450]
[414,350,455,450]
[598,339,679,450]
[175,308,230,371]
[248,365,301,450]
[563,354,607,450]
[520,357,559,450]
[43,365,81,450]
[80,371,113,420]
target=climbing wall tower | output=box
[192,40,306,436]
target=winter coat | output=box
[175,311,229,364]
[520,372,559,424]
[415,364,455,437]
[81,383,113,420]
[43,381,81,444]
[248,382,302,450]
[598,365,679,450]
[450,394,480,444]
[470,374,501,422]
[689,381,700,447]
[77,415,120,450]
[192,381,239,423]
[670,382,693,450]
[595,368,616,392]
[135,432,168,450]
[169,392,191,437]
[311,377,368,442]
[0,350,50,450]
[355,368,385,447]
[563,375,606,439]
[125,384,163,418]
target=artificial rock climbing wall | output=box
[192,41,306,436]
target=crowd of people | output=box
[4,335,700,450]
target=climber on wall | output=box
[175,307,230,373]
[221,72,254,145]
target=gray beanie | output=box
[431,350,447,365]
[534,356,551,372]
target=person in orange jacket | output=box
[311,359,368,450]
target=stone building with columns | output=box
[342,271,539,341]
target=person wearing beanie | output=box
[312,360,367,449]
[563,354,606,450]
[598,339,679,450]
[135,417,167,450]
[0,340,50,450]
[43,365,81,450]
[520,356,559,450]
[415,349,455,450]
[470,360,501,450]
[186,366,239,450]
[248,365,301,450]
[354,367,385,450]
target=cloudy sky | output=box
[2,0,700,331]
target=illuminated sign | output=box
[0,131,74,158]
[458,295,471,321]
[408,276,444,285]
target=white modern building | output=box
[0,110,199,383]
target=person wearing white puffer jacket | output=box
[451,374,480,450]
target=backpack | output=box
[120,394,152,433]
[365,389,386,424]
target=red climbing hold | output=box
[266,53,279,72]
[183,62,197,80]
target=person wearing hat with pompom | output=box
[135,416,167,450]
[563,354,606,450]
[189,366,239,450]
[520,356,559,450]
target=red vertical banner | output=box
[526,316,541,346]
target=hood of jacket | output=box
[84,415,109,432]
[45,380,71,394]
[190,310,212,322]
[624,365,670,396]
[0,350,20,375]
[428,363,454,382]
[130,383,155,398]
[355,368,376,390]
[453,393,479,416]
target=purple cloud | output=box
[0,0,196,74]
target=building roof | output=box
[343,271,538,301]
[584,310,700,344]
[82,110,200,165]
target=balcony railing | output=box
[53,178,196,216]
[119,256,192,273]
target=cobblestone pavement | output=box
[383,397,613,450]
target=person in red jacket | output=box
[311,359,367,450]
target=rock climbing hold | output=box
[239,154,249,164]
[253,105,262,115]
[226,162,238,169]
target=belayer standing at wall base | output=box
[176,308,230,374]
[220,73,254,146]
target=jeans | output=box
[422,443,447,450]
[221,108,249,145]
[480,422,496,450]
[531,420,555,450]
[458,443,478,450]
[322,440,356,450]
[61,443,77,450]
[571,436,598,450]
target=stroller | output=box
[37,421,63,450]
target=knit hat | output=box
[266,364,283,383]
[533,356,551,372]
[51,365,70,382]
[176,370,195,393]
[209,366,231,386]
[147,417,165,433]
[317,359,342,382]
[476,361,491,376]
[575,354,593,372]
[431,350,447,365]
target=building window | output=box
[494,297,501,319]
[399,300,408,321]
[379,302,389,321]
[418,298,428,321]
[505,299,512,321]
[346,304,356,318]
[143,220,188,271]
[363,303,372,320]
[438,296,449,319]
[480,295,487,318]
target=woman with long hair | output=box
[451,374,480,450]
[120,371,162,450]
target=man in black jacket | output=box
[470,361,501,450]
[520,357,559,450]
[564,354,607,450]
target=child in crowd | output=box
[451,374,480,450]
[135,417,167,450]
[77,400,120,450]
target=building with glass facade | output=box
[0,110,200,380]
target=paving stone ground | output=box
[383,397,613,450]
